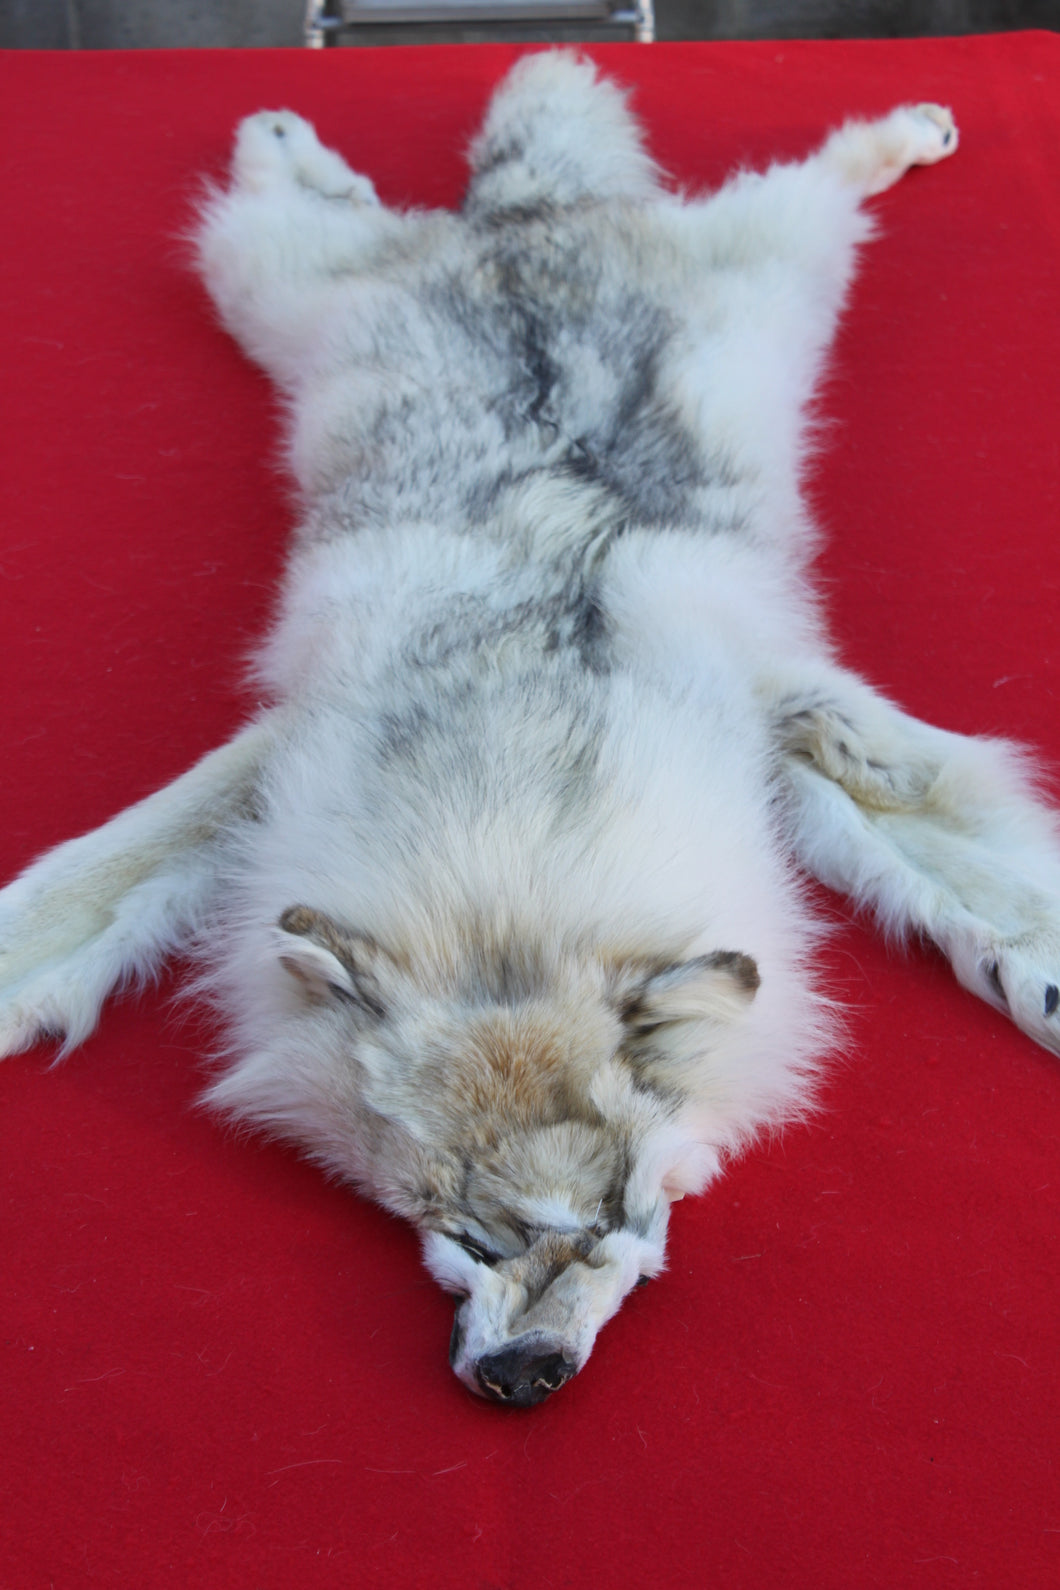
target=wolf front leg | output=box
[0,719,274,1057]
[773,669,1060,1056]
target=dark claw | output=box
[1044,984,1059,1017]
[987,961,1008,1008]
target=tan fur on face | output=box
[441,1005,615,1142]
[414,1003,633,1243]
[496,1228,602,1305]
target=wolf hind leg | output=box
[465,51,662,216]
[229,109,380,205]
[0,720,274,1057]
[821,103,958,197]
[195,110,403,384]
[773,668,1060,1056]
[663,104,958,495]
[676,102,957,282]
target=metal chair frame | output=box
[305,0,655,45]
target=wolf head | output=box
[209,904,761,1405]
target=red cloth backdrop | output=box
[2,35,1059,1590]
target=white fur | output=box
[2,57,1054,1403]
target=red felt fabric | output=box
[2,35,1059,1589]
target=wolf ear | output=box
[618,951,759,1033]
[273,905,387,1017]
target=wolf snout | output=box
[474,1343,575,1407]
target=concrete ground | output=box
[2,0,1054,50]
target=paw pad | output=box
[909,104,959,164]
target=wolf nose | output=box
[474,1345,575,1407]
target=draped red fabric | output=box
[2,35,1058,1589]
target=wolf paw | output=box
[0,910,113,1057]
[950,928,1060,1058]
[903,104,959,167]
[828,103,959,197]
[233,111,377,204]
[0,852,155,1059]
[0,976,84,1057]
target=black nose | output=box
[474,1344,575,1407]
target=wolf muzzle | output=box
[473,1341,576,1408]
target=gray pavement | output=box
[2,0,1054,50]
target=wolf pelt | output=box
[4,53,1060,1406]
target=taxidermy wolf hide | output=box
[4,53,1059,1407]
